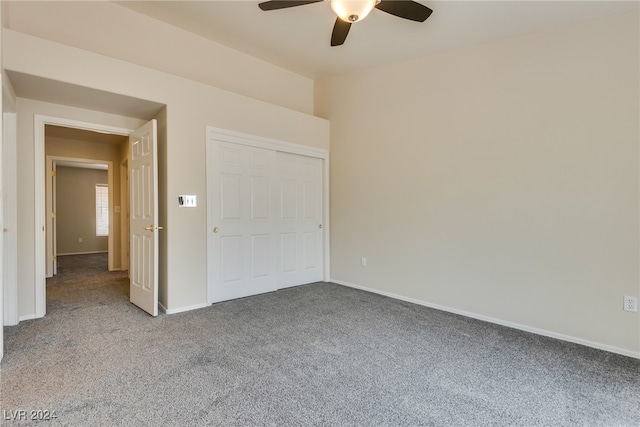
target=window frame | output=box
[95,183,109,237]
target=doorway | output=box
[46,157,114,277]
[44,128,130,314]
[45,124,130,273]
[34,116,134,317]
[35,116,160,318]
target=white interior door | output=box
[210,141,278,303]
[52,161,57,276]
[129,119,159,316]
[277,152,323,288]
[45,158,57,277]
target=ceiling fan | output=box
[258,0,433,46]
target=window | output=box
[96,184,109,236]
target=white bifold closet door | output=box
[209,140,323,303]
[277,152,323,288]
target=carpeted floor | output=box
[1,254,639,426]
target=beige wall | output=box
[7,25,329,317]
[4,0,314,115]
[315,10,639,356]
[55,167,108,255]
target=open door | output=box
[45,158,57,277]
[129,119,159,316]
[52,161,57,276]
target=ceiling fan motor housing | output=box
[331,0,377,23]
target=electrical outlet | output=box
[78,237,83,243]
[623,296,638,312]
[361,257,367,267]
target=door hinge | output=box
[52,212,56,218]
[52,255,56,261]
[51,170,56,177]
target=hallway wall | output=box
[56,166,108,255]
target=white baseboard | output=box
[162,302,209,315]
[332,279,640,360]
[3,319,19,327]
[18,314,37,322]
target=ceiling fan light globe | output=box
[330,0,376,23]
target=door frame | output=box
[120,159,130,272]
[2,80,17,327]
[45,156,114,273]
[205,126,330,305]
[34,115,133,318]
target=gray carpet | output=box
[1,254,639,426]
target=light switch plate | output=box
[178,195,197,207]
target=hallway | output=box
[46,254,129,313]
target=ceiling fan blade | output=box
[258,0,323,11]
[375,0,433,22]
[331,18,352,47]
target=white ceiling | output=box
[115,0,639,79]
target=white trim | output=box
[163,302,208,315]
[207,126,327,159]
[322,151,330,280]
[36,115,132,137]
[0,71,3,363]
[2,80,18,326]
[333,279,640,360]
[18,314,37,322]
[637,6,640,350]
[35,118,46,317]
[205,139,215,306]
[34,115,134,319]
[120,159,130,272]
[158,302,167,314]
[205,126,330,306]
